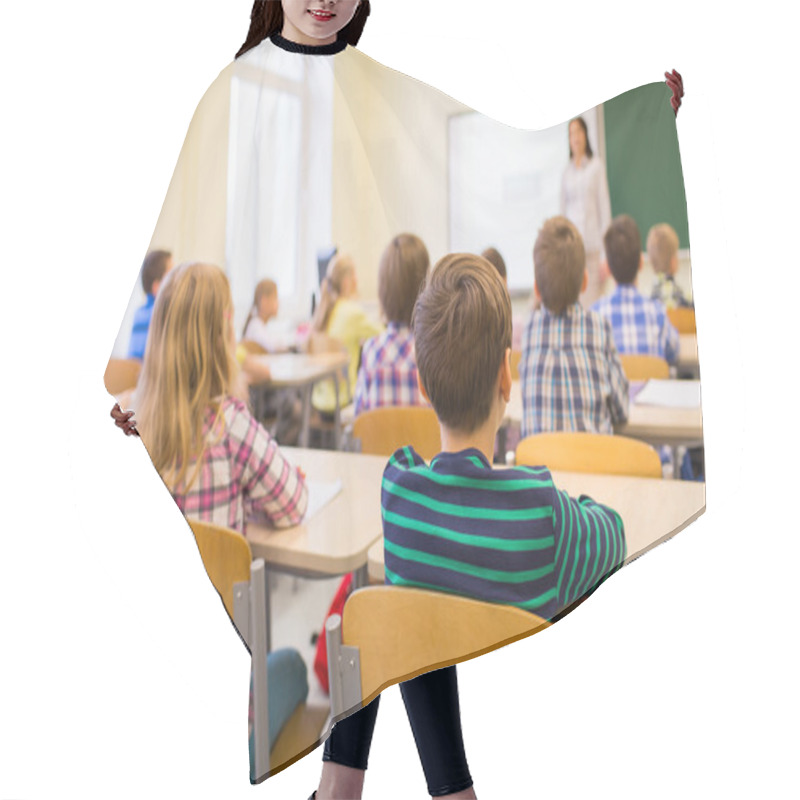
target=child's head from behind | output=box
[533,216,585,314]
[138,262,239,485]
[379,233,430,326]
[141,250,172,297]
[604,215,642,285]
[413,254,511,434]
[313,253,357,332]
[481,247,507,284]
[646,223,679,277]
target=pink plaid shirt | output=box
[354,323,425,416]
[172,397,307,533]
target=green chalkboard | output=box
[603,82,689,249]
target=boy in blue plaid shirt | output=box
[354,233,430,416]
[593,215,680,363]
[519,216,628,439]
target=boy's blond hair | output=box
[533,217,585,314]
[646,223,680,275]
[378,233,430,326]
[412,253,511,433]
[136,262,239,491]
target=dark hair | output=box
[413,254,511,433]
[481,247,507,281]
[378,234,430,326]
[236,0,371,59]
[568,116,593,159]
[533,217,585,315]
[604,215,642,285]
[141,250,172,296]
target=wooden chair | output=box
[667,307,696,334]
[352,406,441,462]
[187,520,328,779]
[516,431,662,478]
[619,354,670,381]
[326,586,549,718]
[103,358,141,396]
[510,350,522,381]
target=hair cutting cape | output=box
[107,35,702,783]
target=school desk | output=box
[248,352,350,448]
[506,380,704,450]
[246,447,387,650]
[366,469,706,583]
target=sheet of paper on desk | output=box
[635,379,701,408]
[304,479,343,521]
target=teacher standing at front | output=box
[560,116,612,306]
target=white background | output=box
[1,1,797,798]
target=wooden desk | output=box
[247,447,387,651]
[247,447,386,578]
[249,352,349,447]
[506,380,704,449]
[367,470,705,583]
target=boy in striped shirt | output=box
[383,253,626,619]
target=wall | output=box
[332,49,468,304]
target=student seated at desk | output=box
[647,222,693,309]
[386,253,626,617]
[311,254,383,417]
[128,249,173,360]
[354,233,429,415]
[592,215,680,364]
[242,277,297,352]
[133,261,308,532]
[519,216,629,439]
[129,261,310,777]
[240,278,303,444]
[315,254,626,800]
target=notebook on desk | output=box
[635,379,701,409]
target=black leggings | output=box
[323,666,473,797]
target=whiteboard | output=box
[448,107,601,292]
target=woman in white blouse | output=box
[560,116,612,306]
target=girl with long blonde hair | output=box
[135,261,307,532]
[311,253,383,415]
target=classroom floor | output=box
[269,571,341,708]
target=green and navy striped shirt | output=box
[382,447,626,621]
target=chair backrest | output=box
[187,519,252,619]
[510,350,522,381]
[336,586,549,709]
[667,307,696,334]
[352,406,441,461]
[103,358,142,396]
[516,431,662,478]
[619,354,670,381]
[239,339,268,356]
